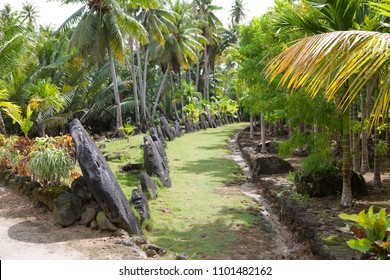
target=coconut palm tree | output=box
[229,0,246,24]
[0,18,33,134]
[150,0,205,120]
[195,0,222,101]
[267,0,377,208]
[21,2,39,26]
[58,0,146,134]
[267,30,390,206]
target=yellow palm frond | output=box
[267,30,390,124]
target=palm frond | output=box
[267,30,390,124]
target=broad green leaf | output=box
[339,213,359,223]
[346,238,372,253]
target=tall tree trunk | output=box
[341,108,352,208]
[195,50,200,91]
[170,71,175,118]
[135,42,148,132]
[373,126,382,188]
[223,65,230,96]
[261,113,266,153]
[193,0,200,91]
[142,45,150,122]
[361,78,375,173]
[0,111,6,134]
[203,44,210,101]
[107,44,122,131]
[249,114,254,140]
[351,100,360,171]
[152,67,169,120]
[126,36,140,127]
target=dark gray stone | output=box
[79,201,100,226]
[71,176,92,203]
[250,156,294,177]
[295,170,367,198]
[96,211,117,231]
[69,118,142,235]
[156,126,166,148]
[174,120,183,137]
[160,116,175,141]
[143,136,171,188]
[184,118,194,133]
[199,114,208,130]
[204,106,216,128]
[132,188,151,224]
[139,173,158,199]
[53,192,83,227]
[149,127,168,165]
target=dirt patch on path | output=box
[0,185,149,260]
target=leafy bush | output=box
[0,134,75,186]
[339,206,390,260]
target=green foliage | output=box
[120,122,136,136]
[27,147,75,186]
[3,104,34,137]
[339,206,390,259]
[280,132,338,176]
[375,140,389,156]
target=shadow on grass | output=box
[150,205,271,259]
[175,158,240,182]
[196,144,227,151]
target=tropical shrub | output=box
[120,122,136,142]
[0,134,75,186]
[27,147,75,186]
[339,206,390,260]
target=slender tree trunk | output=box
[195,50,200,91]
[373,126,382,188]
[126,36,140,127]
[152,67,169,120]
[107,44,122,131]
[361,78,374,173]
[136,42,147,132]
[193,0,200,91]
[0,111,6,134]
[170,71,175,118]
[250,114,254,140]
[142,45,150,121]
[261,113,266,153]
[351,100,360,171]
[341,108,352,208]
[223,65,230,96]
[203,44,209,100]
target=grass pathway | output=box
[146,123,263,259]
[105,123,267,259]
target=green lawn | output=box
[103,123,260,259]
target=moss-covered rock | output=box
[34,185,70,210]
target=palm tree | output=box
[58,0,146,134]
[229,0,246,24]
[150,0,205,119]
[195,0,222,101]
[267,30,390,206]
[268,0,375,208]
[0,18,32,134]
[21,2,39,26]
[0,3,19,25]
[26,79,65,136]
